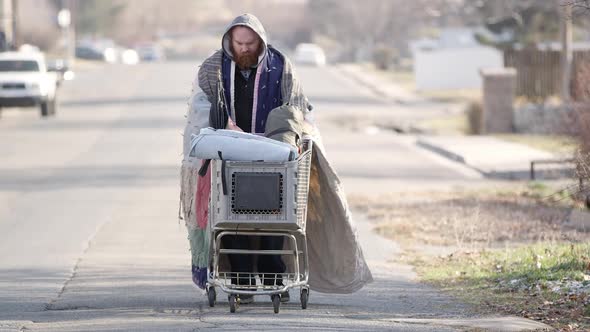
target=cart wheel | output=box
[300,288,309,309]
[272,294,280,314]
[207,287,216,307]
[229,294,237,313]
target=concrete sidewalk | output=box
[336,64,422,105]
[335,63,575,181]
[417,135,574,180]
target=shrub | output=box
[466,101,483,135]
[372,45,396,71]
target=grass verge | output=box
[495,134,577,155]
[418,89,481,104]
[419,112,469,135]
[414,243,590,330]
[358,62,416,92]
[349,187,590,330]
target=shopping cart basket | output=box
[206,139,313,314]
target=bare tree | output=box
[308,0,446,61]
[565,0,590,12]
[561,1,573,102]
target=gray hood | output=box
[222,13,268,67]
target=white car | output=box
[293,43,326,66]
[135,43,165,62]
[0,52,58,117]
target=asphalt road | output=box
[0,61,549,331]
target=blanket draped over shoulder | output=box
[179,49,373,294]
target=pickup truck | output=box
[0,52,58,117]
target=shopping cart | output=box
[205,139,313,314]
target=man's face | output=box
[230,26,262,69]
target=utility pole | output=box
[561,1,573,102]
[10,0,16,48]
[1,0,12,49]
[58,0,75,66]
[68,0,76,66]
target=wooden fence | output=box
[504,49,590,101]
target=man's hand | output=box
[226,119,244,132]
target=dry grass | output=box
[358,62,416,92]
[418,113,469,135]
[349,188,582,251]
[348,187,590,331]
[494,134,577,155]
[419,89,481,104]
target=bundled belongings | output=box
[190,127,298,162]
[180,89,212,289]
[264,105,306,148]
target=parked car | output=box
[135,43,165,62]
[293,43,326,66]
[76,42,139,65]
[75,44,105,61]
[0,52,58,117]
[76,39,118,62]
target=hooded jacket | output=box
[217,14,283,133]
[221,13,268,68]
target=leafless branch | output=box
[565,0,590,8]
[562,0,590,16]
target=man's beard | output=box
[234,52,258,69]
[232,44,261,69]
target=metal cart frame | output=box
[205,140,313,313]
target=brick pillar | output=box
[480,68,516,134]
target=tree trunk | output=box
[561,1,573,102]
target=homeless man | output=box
[180,13,373,305]
[197,13,299,304]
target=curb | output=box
[416,138,575,180]
[416,139,466,164]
